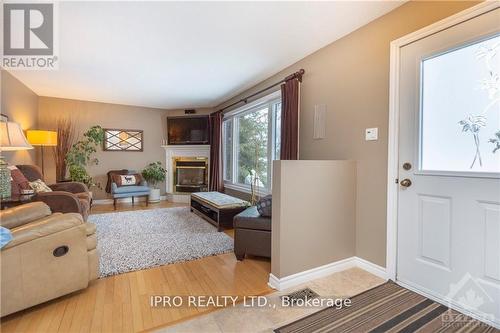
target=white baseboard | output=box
[354,256,388,280]
[268,257,358,291]
[166,193,191,203]
[93,195,167,205]
[268,256,387,291]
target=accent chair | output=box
[16,165,91,221]
[106,169,150,210]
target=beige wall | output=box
[1,70,38,165]
[272,160,356,278]
[37,97,214,199]
[38,97,168,199]
[217,1,478,267]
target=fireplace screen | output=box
[173,157,208,193]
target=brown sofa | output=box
[233,206,271,260]
[16,165,91,221]
[0,202,98,317]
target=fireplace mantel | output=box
[162,145,210,201]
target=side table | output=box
[1,194,35,210]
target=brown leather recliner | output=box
[16,165,91,221]
[0,202,99,317]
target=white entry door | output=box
[397,7,500,327]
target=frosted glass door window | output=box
[420,34,500,173]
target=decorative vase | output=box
[149,188,161,203]
[0,157,11,198]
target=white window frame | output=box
[223,90,281,195]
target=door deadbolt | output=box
[403,162,412,170]
[400,179,412,188]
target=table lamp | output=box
[0,117,34,198]
[26,130,58,177]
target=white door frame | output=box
[386,1,500,281]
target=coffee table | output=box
[190,192,249,231]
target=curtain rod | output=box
[217,69,305,114]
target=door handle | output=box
[400,178,412,188]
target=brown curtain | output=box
[209,111,224,192]
[280,78,300,160]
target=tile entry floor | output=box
[155,267,386,333]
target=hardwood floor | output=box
[90,200,186,214]
[0,201,271,333]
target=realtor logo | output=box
[2,2,58,69]
[442,273,498,327]
[4,3,53,55]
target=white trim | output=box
[224,182,270,196]
[268,256,387,291]
[268,273,281,290]
[386,1,499,282]
[355,256,388,280]
[161,145,210,194]
[223,90,281,118]
[222,94,282,192]
[92,195,167,205]
[397,279,500,329]
[268,257,357,291]
[166,193,191,203]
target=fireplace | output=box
[173,157,208,193]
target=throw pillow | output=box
[0,227,12,249]
[29,179,53,193]
[8,166,31,195]
[256,195,272,217]
[112,174,142,186]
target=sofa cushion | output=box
[0,227,13,248]
[0,202,52,229]
[191,191,249,209]
[234,206,271,231]
[112,185,150,194]
[8,166,31,195]
[256,195,272,217]
[29,179,52,193]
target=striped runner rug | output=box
[275,281,498,333]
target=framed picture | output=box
[103,129,143,151]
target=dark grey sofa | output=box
[233,206,271,260]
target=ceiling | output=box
[9,1,404,109]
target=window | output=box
[223,92,282,193]
[420,34,500,174]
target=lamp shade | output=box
[0,121,34,151]
[26,130,58,146]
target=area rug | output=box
[88,207,234,277]
[275,281,498,333]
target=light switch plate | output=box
[365,128,378,141]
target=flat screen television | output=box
[167,115,209,145]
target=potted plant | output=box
[142,161,166,203]
[65,125,104,192]
[53,117,76,182]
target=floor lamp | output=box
[26,130,58,177]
